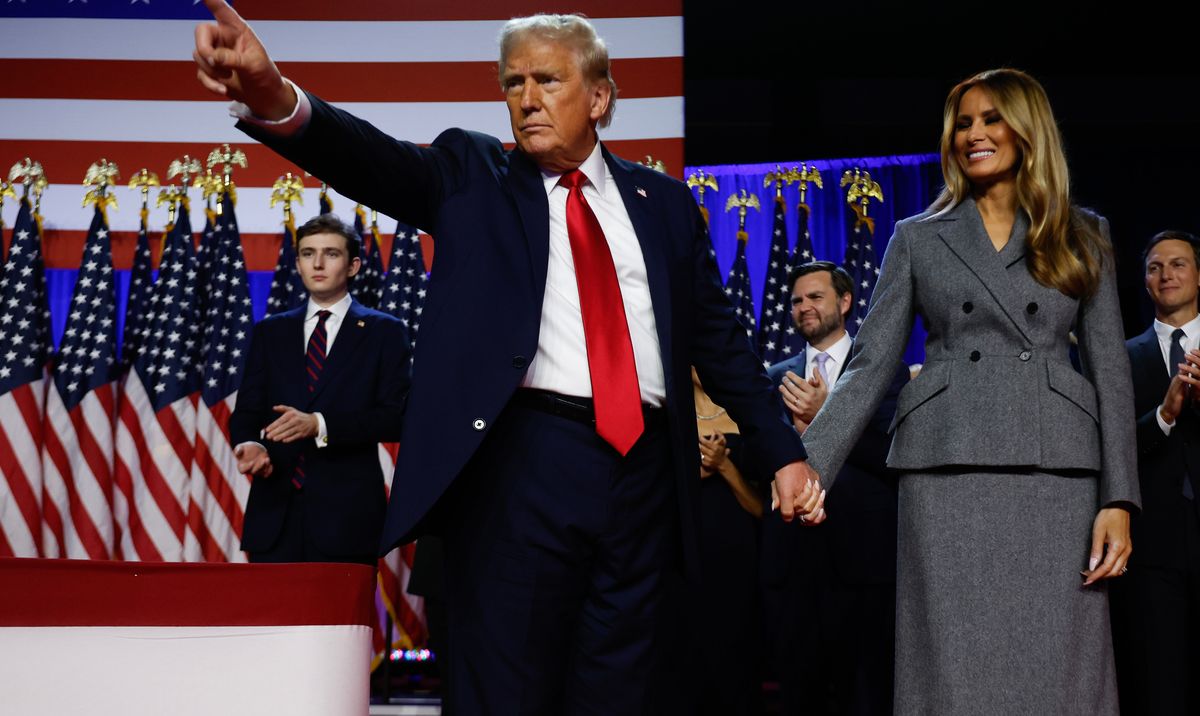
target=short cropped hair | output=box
[787,261,855,319]
[498,14,618,128]
[1142,230,1200,269]
[295,213,361,260]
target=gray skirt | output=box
[895,470,1118,716]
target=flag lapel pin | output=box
[636,187,647,198]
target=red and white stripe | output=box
[112,371,195,562]
[40,382,117,559]
[0,2,683,239]
[0,379,45,557]
[187,394,250,563]
[374,442,426,660]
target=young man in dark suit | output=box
[231,214,411,565]
[1112,230,1200,714]
[765,261,907,715]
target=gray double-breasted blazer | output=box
[803,197,1139,510]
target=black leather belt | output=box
[513,389,597,424]
[513,388,661,426]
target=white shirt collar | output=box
[1154,313,1200,345]
[806,330,853,373]
[306,292,352,322]
[540,141,607,196]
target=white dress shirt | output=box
[1153,313,1200,435]
[803,331,853,383]
[520,142,665,406]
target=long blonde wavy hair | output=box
[930,68,1107,299]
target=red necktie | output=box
[559,169,644,455]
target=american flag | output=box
[189,195,252,562]
[113,202,201,562]
[0,1,683,272]
[374,443,428,668]
[724,232,757,344]
[379,220,428,348]
[842,215,879,336]
[40,205,119,560]
[757,196,797,366]
[352,205,385,310]
[0,198,49,557]
[120,215,155,371]
[264,215,305,316]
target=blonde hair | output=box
[930,68,1107,298]
[498,14,618,129]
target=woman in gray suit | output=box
[799,68,1139,715]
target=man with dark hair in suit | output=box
[196,2,821,712]
[231,213,411,565]
[1112,230,1200,714]
[764,260,907,715]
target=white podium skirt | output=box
[0,624,372,716]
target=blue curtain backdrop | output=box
[45,269,276,356]
[686,154,943,366]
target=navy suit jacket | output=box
[240,92,806,571]
[229,300,411,556]
[762,349,907,585]
[1126,326,1200,569]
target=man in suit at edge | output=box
[231,214,411,565]
[195,2,824,712]
[764,261,907,715]
[1111,230,1200,714]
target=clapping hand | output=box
[779,369,829,433]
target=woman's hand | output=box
[1082,506,1131,585]
[698,433,729,475]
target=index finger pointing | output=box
[203,0,248,30]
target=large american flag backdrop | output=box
[0,0,684,666]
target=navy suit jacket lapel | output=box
[505,149,551,303]
[936,198,1033,344]
[1131,325,1169,395]
[280,307,309,408]
[604,145,674,392]
[307,302,369,405]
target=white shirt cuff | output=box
[236,440,267,454]
[228,78,312,136]
[315,412,329,448]
[1157,406,1176,436]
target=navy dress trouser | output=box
[441,399,676,715]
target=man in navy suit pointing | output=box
[197,2,821,711]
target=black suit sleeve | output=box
[229,322,273,446]
[237,91,466,232]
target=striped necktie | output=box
[294,310,332,489]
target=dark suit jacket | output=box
[1126,326,1200,569]
[240,92,806,570]
[230,301,411,556]
[763,350,907,585]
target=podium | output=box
[0,558,376,716]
